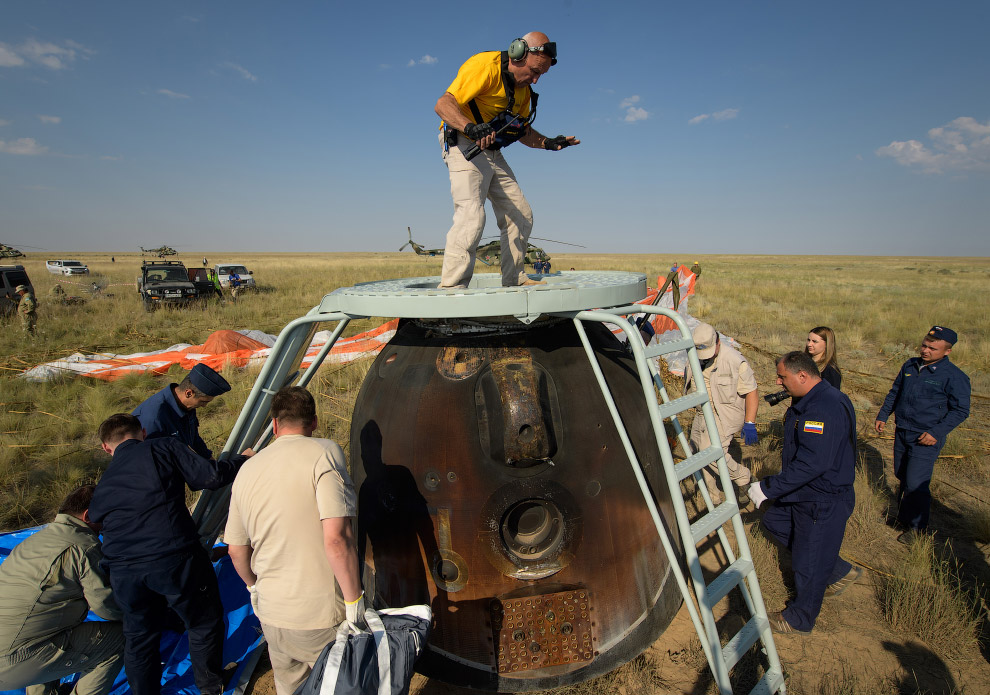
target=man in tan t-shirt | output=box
[225,387,364,695]
[684,322,760,504]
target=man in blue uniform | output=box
[90,414,251,695]
[748,351,859,635]
[132,363,230,459]
[875,326,970,543]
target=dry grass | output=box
[875,536,982,660]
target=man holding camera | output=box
[875,326,970,543]
[435,31,579,289]
[685,322,759,504]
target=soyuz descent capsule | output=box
[345,273,684,691]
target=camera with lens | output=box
[764,390,790,406]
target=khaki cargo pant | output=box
[259,622,338,695]
[689,411,752,495]
[439,134,534,288]
[0,621,125,695]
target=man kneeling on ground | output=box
[0,485,125,695]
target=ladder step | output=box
[689,501,738,544]
[643,336,695,360]
[656,391,709,421]
[721,614,767,672]
[748,666,785,695]
[705,557,754,608]
[673,445,723,481]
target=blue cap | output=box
[927,325,957,345]
[188,363,231,397]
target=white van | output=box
[214,263,255,289]
[46,260,90,275]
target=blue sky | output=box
[2,1,988,256]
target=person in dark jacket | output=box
[805,326,841,390]
[90,414,252,695]
[132,363,230,459]
[0,486,124,695]
[748,351,859,635]
[875,326,970,543]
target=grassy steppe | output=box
[2,251,988,694]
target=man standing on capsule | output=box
[436,31,579,289]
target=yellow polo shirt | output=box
[446,51,532,123]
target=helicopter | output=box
[140,245,178,258]
[476,235,585,266]
[400,228,585,266]
[398,227,444,257]
[1,244,26,259]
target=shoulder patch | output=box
[803,421,824,434]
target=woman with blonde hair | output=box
[806,326,841,389]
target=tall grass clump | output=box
[844,460,889,551]
[875,537,981,659]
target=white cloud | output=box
[624,107,649,123]
[378,63,391,70]
[38,114,61,124]
[0,137,49,155]
[408,55,438,67]
[689,108,739,125]
[157,88,191,100]
[101,155,123,161]
[618,96,649,123]
[0,43,25,67]
[221,61,257,82]
[0,119,10,127]
[1,38,94,70]
[876,117,990,174]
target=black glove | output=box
[544,135,571,151]
[463,122,495,141]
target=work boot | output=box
[734,484,750,506]
[824,564,863,597]
[767,611,810,635]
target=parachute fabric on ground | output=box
[0,529,265,695]
[20,321,400,382]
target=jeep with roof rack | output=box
[136,259,199,311]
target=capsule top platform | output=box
[316,271,647,324]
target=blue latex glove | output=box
[742,422,758,445]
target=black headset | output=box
[508,38,557,65]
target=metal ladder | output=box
[558,305,785,695]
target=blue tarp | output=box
[0,527,266,695]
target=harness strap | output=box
[468,51,519,124]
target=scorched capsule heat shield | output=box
[350,316,682,691]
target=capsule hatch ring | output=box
[501,499,564,561]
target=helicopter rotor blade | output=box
[528,236,587,248]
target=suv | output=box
[46,259,90,275]
[137,260,198,311]
[1,265,34,317]
[214,263,255,289]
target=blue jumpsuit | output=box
[89,438,246,695]
[133,384,213,458]
[760,380,857,632]
[876,356,970,531]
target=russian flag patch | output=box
[803,421,824,434]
